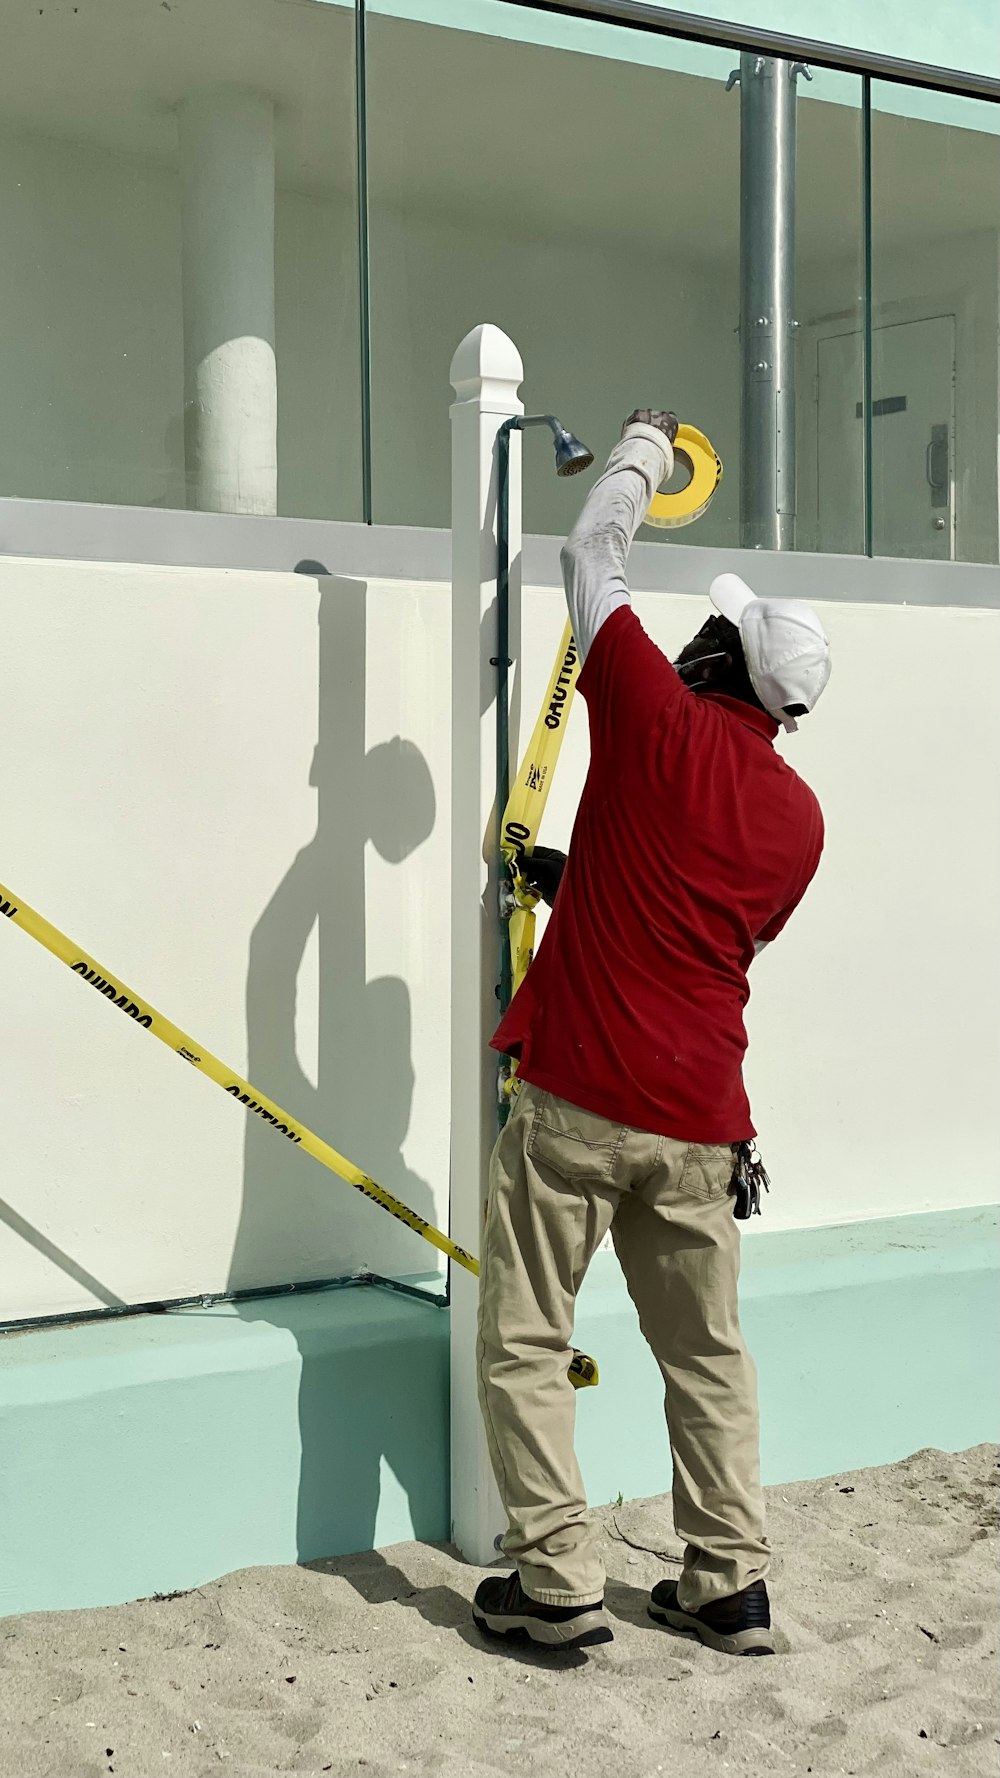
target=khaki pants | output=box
[476,1082,770,1611]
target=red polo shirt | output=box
[491,607,824,1141]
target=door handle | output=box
[926,424,949,507]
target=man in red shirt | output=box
[472,410,831,1656]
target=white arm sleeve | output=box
[559,423,674,663]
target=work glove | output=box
[622,409,679,444]
[516,846,567,908]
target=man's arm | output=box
[561,410,677,663]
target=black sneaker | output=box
[648,1577,774,1656]
[473,1571,613,1649]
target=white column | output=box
[449,324,523,1566]
[179,91,277,516]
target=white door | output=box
[816,314,956,560]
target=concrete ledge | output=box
[1,1206,996,1618]
[0,1287,449,1619]
[1,503,996,607]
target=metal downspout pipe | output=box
[733,53,810,551]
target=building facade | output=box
[0,0,997,1615]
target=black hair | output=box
[682,614,809,723]
[709,615,768,714]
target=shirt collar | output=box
[701,691,780,742]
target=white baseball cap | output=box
[709,573,832,734]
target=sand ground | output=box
[1,1444,996,1778]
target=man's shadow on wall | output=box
[226,572,443,1563]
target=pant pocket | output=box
[677,1142,737,1201]
[526,1091,622,1184]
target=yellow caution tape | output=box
[0,881,599,1385]
[0,880,479,1278]
[501,621,580,878]
[499,619,581,1003]
[643,423,723,530]
[506,901,538,1004]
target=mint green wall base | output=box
[0,1288,450,1620]
[1,1207,996,1618]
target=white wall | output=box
[369,204,740,541]
[0,129,184,510]
[0,126,362,520]
[0,561,449,1320]
[1,554,997,1320]
[0,115,737,542]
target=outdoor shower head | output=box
[550,424,594,477]
[507,413,594,478]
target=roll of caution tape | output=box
[643,423,723,530]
